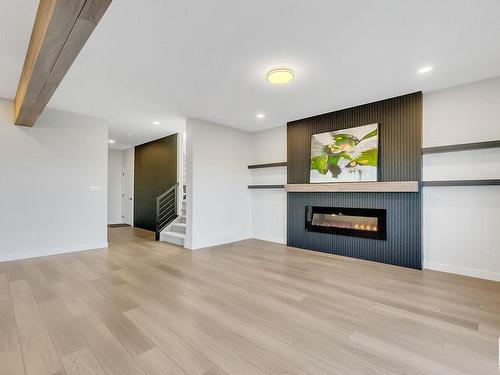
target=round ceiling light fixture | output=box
[152,121,160,125]
[108,139,115,144]
[266,67,295,84]
[418,66,433,74]
[256,113,265,119]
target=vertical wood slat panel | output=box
[287,92,422,183]
[286,93,422,269]
[287,192,421,269]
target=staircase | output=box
[159,198,186,246]
[159,150,187,247]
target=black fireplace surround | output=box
[305,206,387,240]
[287,93,422,269]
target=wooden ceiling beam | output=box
[14,0,112,126]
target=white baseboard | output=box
[0,242,109,263]
[189,235,253,250]
[424,261,500,282]
[251,235,286,244]
[188,235,286,250]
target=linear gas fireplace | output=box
[305,206,387,240]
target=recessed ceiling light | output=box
[418,66,433,74]
[256,113,265,119]
[266,67,295,84]
[108,140,115,144]
[152,121,160,125]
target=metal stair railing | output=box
[155,183,178,241]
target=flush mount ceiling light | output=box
[108,139,115,144]
[418,66,433,74]
[152,121,160,125]
[256,113,265,119]
[266,67,295,84]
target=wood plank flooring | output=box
[1,227,499,375]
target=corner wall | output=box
[0,98,108,261]
[186,118,252,249]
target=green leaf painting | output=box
[310,123,379,183]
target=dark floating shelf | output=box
[422,179,500,187]
[248,162,287,169]
[422,140,500,154]
[248,185,285,189]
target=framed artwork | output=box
[310,123,379,183]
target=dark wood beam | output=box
[14,0,112,126]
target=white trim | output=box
[187,235,285,250]
[107,220,124,225]
[189,235,253,251]
[0,242,109,263]
[251,235,286,244]
[424,261,500,282]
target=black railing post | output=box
[155,194,161,241]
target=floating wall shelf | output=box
[421,140,500,154]
[284,181,419,193]
[248,185,285,189]
[422,179,500,187]
[248,162,287,169]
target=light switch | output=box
[89,185,101,192]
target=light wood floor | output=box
[1,227,499,375]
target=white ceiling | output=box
[2,0,500,149]
[0,1,37,97]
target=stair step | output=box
[160,231,185,246]
[171,222,186,234]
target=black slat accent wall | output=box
[287,92,422,269]
[134,134,177,232]
[288,193,421,268]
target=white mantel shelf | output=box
[284,181,419,193]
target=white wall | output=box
[123,147,135,168]
[250,126,287,243]
[0,98,108,261]
[176,132,186,216]
[186,118,252,249]
[108,149,123,224]
[423,77,500,281]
